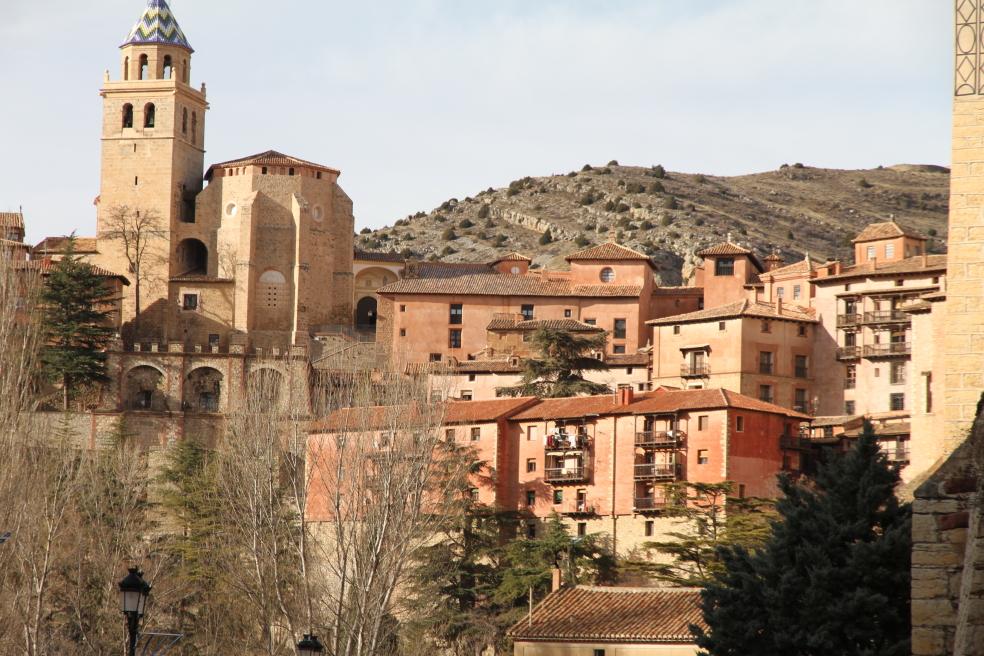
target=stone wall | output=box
[911,395,984,655]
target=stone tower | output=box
[96,0,207,334]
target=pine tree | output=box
[694,422,911,656]
[40,236,115,409]
[498,328,612,398]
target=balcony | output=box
[681,364,710,378]
[836,346,861,360]
[633,497,678,513]
[634,463,677,481]
[837,313,862,328]
[635,431,683,448]
[545,467,589,483]
[862,310,910,325]
[545,433,589,452]
[780,435,807,450]
[863,343,911,358]
[885,447,910,464]
[561,502,597,516]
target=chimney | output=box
[616,385,635,406]
[776,297,783,315]
[551,568,562,592]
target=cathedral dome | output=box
[122,0,193,52]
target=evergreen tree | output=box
[694,422,911,656]
[40,236,114,409]
[498,328,612,398]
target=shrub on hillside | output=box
[539,229,554,245]
[477,205,490,219]
[441,228,457,241]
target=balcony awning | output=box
[679,344,711,351]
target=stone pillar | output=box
[945,0,984,450]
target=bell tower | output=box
[96,0,208,335]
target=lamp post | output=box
[118,567,151,656]
[296,634,325,656]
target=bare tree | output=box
[100,205,167,336]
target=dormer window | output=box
[600,267,616,283]
[715,257,735,276]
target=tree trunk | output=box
[63,374,69,411]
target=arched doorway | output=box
[356,296,377,331]
[124,365,165,411]
[176,238,208,275]
[184,367,223,413]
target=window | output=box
[715,257,735,276]
[577,522,587,537]
[470,427,481,441]
[890,393,905,411]
[139,54,149,80]
[182,108,188,134]
[793,284,801,300]
[553,489,563,504]
[526,523,536,538]
[613,318,627,339]
[886,243,895,258]
[759,385,773,404]
[794,388,808,413]
[123,56,130,81]
[429,353,442,363]
[527,426,537,441]
[594,649,606,656]
[867,246,876,260]
[122,103,133,128]
[199,392,218,413]
[136,390,152,410]
[585,318,596,326]
[845,332,857,347]
[600,267,616,283]
[777,287,785,299]
[163,55,173,79]
[564,309,572,318]
[288,168,295,176]
[759,351,774,374]
[895,279,904,287]
[719,321,726,331]
[399,329,406,337]
[449,329,462,349]
[736,416,745,432]
[182,293,198,311]
[208,334,219,348]
[697,449,709,465]
[613,345,626,354]
[449,303,463,324]
[191,112,197,145]
[698,415,709,431]
[461,390,473,401]
[527,459,537,473]
[761,320,771,333]
[526,490,535,506]
[259,270,286,309]
[262,167,268,174]
[143,103,156,128]
[925,372,933,412]
[468,374,477,382]
[469,488,479,501]
[845,400,856,415]
[400,304,407,312]
[673,325,681,335]
[626,367,634,375]
[890,362,906,385]
[521,304,534,321]
[445,428,456,442]
[798,325,807,337]
[739,484,746,498]
[795,355,808,378]
[644,521,654,537]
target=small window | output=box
[163,55,173,79]
[400,304,407,312]
[736,416,744,432]
[777,287,785,299]
[795,355,808,378]
[626,367,634,375]
[527,458,537,473]
[526,523,536,539]
[585,318,597,326]
[698,415,709,431]
[798,325,807,337]
[521,304,535,321]
[553,489,563,504]
[600,267,616,283]
[261,166,268,175]
[181,108,188,134]
[886,243,896,259]
[564,309,572,318]
[461,390,473,401]
[143,102,156,128]
[288,168,295,176]
[122,103,134,129]
[191,112,197,145]
[845,400,856,415]
[715,257,735,276]
[182,294,198,311]
[761,320,771,333]
[673,325,681,335]
[738,484,746,499]
[793,284,801,300]
[867,246,876,260]
[613,345,626,354]
[759,351,774,374]
[139,54,149,80]
[577,522,587,537]
[449,329,462,349]
[469,488,479,501]
[526,490,535,507]
[399,329,406,337]
[470,427,481,441]
[449,303,463,324]
[429,353,442,363]
[718,321,726,331]
[697,449,709,465]
[759,385,773,403]
[644,521,654,537]
[594,649,606,656]
[527,426,537,441]
[895,279,904,287]
[890,393,905,411]
[468,373,477,382]
[613,318,627,339]
[445,428,456,442]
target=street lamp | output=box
[296,634,325,656]
[118,567,151,656]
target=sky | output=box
[0,0,953,243]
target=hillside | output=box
[358,162,950,285]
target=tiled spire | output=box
[122,0,192,51]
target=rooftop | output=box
[32,236,99,255]
[566,242,657,268]
[315,397,538,431]
[486,317,602,333]
[122,0,192,52]
[760,254,826,279]
[378,269,643,298]
[852,220,926,243]
[0,212,24,230]
[812,254,947,284]
[648,299,817,326]
[204,150,340,181]
[492,252,533,264]
[507,586,705,644]
[697,242,765,271]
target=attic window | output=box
[715,258,735,276]
[316,172,322,180]
[288,168,295,176]
[600,267,616,283]
[262,167,268,174]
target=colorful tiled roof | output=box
[566,242,656,268]
[204,150,340,180]
[377,271,643,298]
[852,221,926,243]
[0,212,24,230]
[507,586,705,643]
[486,318,602,332]
[647,299,817,326]
[123,0,192,51]
[812,254,947,283]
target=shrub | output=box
[858,178,873,188]
[477,205,490,219]
[664,195,678,210]
[787,230,795,239]
[695,218,705,226]
[506,187,520,197]
[617,217,632,228]
[584,222,597,232]
[928,228,938,236]
[400,248,414,259]
[639,220,654,230]
[574,233,591,247]
[660,216,672,227]
[434,214,447,223]
[604,200,617,212]
[441,228,457,241]
[539,229,554,245]
[695,174,708,184]
[359,227,372,234]
[608,159,619,166]
[648,181,665,194]
[494,234,508,247]
[533,204,543,211]
[579,193,596,206]
[567,171,577,177]
[600,168,613,175]
[459,218,474,229]
[616,203,631,213]
[441,245,456,256]
[582,164,593,172]
[651,164,666,179]
[625,182,646,194]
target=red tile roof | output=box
[486,317,602,332]
[16,259,129,282]
[314,397,538,432]
[759,255,825,279]
[32,236,99,254]
[507,586,705,643]
[0,212,24,230]
[378,271,643,298]
[648,299,816,326]
[603,352,650,366]
[492,252,532,264]
[697,242,751,256]
[852,221,926,243]
[566,242,656,268]
[354,249,404,263]
[813,254,946,283]
[205,150,341,180]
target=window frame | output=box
[714,257,735,276]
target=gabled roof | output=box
[0,212,24,230]
[122,0,192,52]
[853,221,926,243]
[566,242,656,269]
[812,254,947,284]
[507,586,704,643]
[32,236,99,255]
[486,318,602,333]
[491,252,532,264]
[204,150,340,181]
[648,299,817,326]
[760,255,825,279]
[16,260,129,283]
[697,242,764,271]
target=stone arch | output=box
[124,365,166,411]
[143,102,156,129]
[247,367,285,413]
[139,54,149,80]
[122,103,133,129]
[123,56,130,81]
[163,55,173,79]
[259,270,287,309]
[184,366,223,413]
[356,296,377,331]
[177,238,208,275]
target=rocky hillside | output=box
[358,162,950,285]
